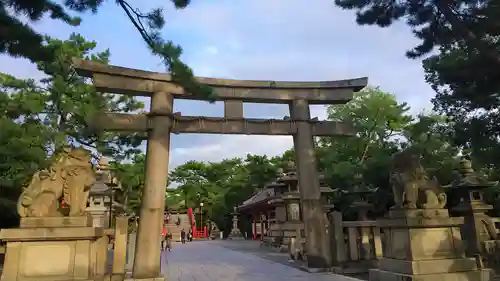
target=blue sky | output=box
[0,0,435,169]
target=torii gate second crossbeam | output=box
[73,58,367,280]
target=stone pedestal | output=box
[0,215,108,281]
[228,226,244,240]
[369,209,492,281]
[228,229,244,239]
[87,204,109,228]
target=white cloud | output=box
[0,0,437,170]
[204,46,219,55]
[170,135,292,165]
[162,0,435,167]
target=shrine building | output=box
[236,161,335,249]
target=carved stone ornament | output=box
[389,148,447,210]
[17,147,96,217]
[284,161,296,173]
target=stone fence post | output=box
[126,232,137,274]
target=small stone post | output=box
[111,216,128,281]
[126,218,138,274]
[329,211,347,267]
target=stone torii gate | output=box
[73,59,367,279]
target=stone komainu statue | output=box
[17,147,96,217]
[389,148,447,209]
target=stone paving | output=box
[162,240,360,281]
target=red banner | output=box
[187,207,196,236]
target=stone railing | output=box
[330,212,383,274]
[483,239,500,276]
[479,217,500,277]
[0,243,4,273]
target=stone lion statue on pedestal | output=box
[17,147,96,217]
[390,148,447,210]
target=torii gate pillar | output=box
[132,92,173,279]
[290,99,332,268]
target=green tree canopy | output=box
[332,0,500,170]
[318,88,461,216]
[333,0,499,60]
[112,154,147,217]
[166,154,283,231]
[1,33,145,159]
[425,42,500,169]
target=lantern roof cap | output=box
[445,159,498,189]
[89,180,112,195]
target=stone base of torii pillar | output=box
[227,207,245,240]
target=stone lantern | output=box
[283,160,296,175]
[348,174,377,261]
[446,158,498,257]
[319,173,335,213]
[348,174,376,221]
[279,163,303,240]
[86,157,113,228]
[268,169,289,222]
[280,164,301,222]
[228,206,244,240]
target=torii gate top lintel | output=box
[72,58,367,104]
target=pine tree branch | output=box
[435,0,500,65]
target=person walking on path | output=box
[164,212,170,224]
[180,229,186,244]
[166,232,172,252]
[161,225,167,251]
[187,229,193,242]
